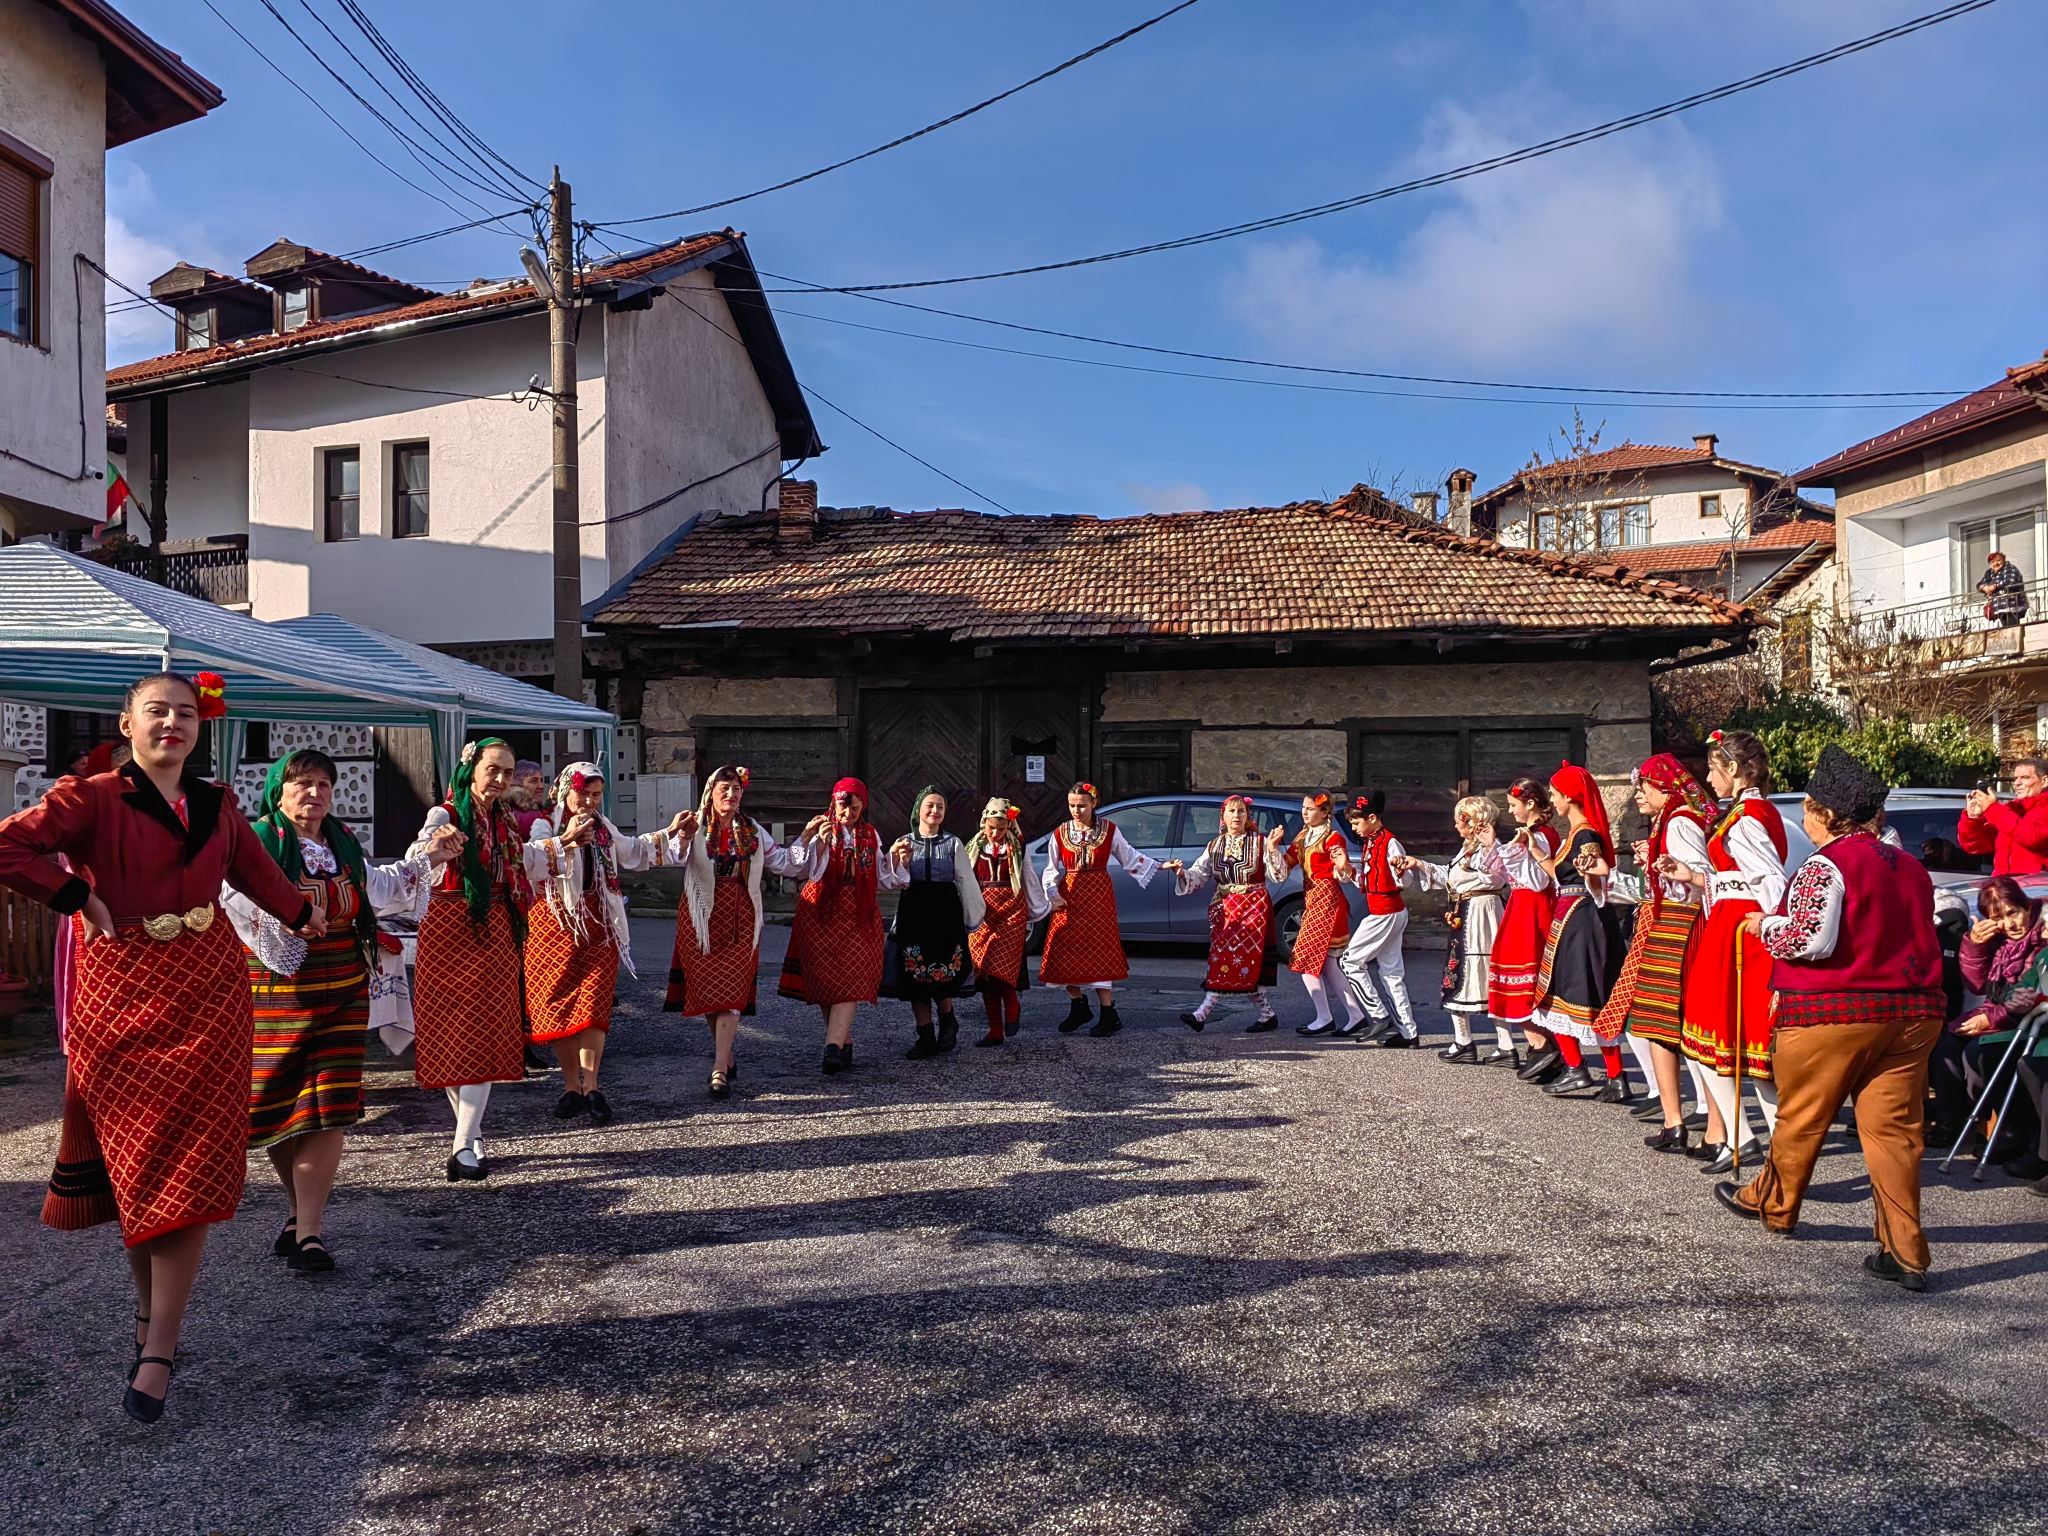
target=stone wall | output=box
[640,676,838,772]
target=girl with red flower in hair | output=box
[780,776,907,1073]
[1039,780,1161,1037]
[1162,793,1284,1032]
[0,671,320,1424]
[965,796,1048,1046]
[1523,763,1625,1091]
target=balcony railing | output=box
[88,536,248,607]
[1849,576,2048,659]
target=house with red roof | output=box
[0,0,220,544]
[1794,350,2048,749]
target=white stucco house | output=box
[0,0,219,543]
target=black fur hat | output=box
[1804,745,1886,824]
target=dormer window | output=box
[281,286,310,331]
[179,306,215,350]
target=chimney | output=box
[1412,489,1440,523]
[1693,433,1718,456]
[1445,467,1476,537]
[777,478,818,546]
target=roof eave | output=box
[1793,394,2045,487]
[51,0,224,146]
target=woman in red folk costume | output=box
[1162,794,1283,1033]
[1039,780,1162,1037]
[410,738,531,1182]
[1526,763,1625,1091]
[965,797,1049,1046]
[668,766,809,1096]
[1575,754,1716,1116]
[780,776,907,1073]
[0,672,320,1424]
[522,761,692,1127]
[1479,778,1564,1069]
[1678,729,1789,1170]
[1282,791,1354,1035]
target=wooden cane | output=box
[1731,931,1746,1176]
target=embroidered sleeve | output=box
[611,828,674,872]
[406,805,454,863]
[1723,814,1788,916]
[1174,847,1214,898]
[220,883,308,976]
[1492,835,1553,892]
[1760,855,1844,961]
[876,834,911,892]
[365,855,432,921]
[1443,855,1499,898]
[1404,856,1447,893]
[1109,827,1160,889]
[761,827,809,879]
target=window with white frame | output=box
[1956,510,2039,592]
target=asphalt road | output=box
[0,920,2043,1536]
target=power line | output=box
[729,0,1999,294]
[582,440,785,526]
[592,0,1205,229]
[197,0,523,236]
[292,0,530,202]
[765,303,1961,412]
[754,267,1967,402]
[335,0,543,194]
[340,207,539,262]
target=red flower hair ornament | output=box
[193,671,227,720]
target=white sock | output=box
[1702,1072,1753,1145]
[1685,1058,1714,1114]
[1753,1080,1780,1135]
[1451,1014,1473,1046]
[447,1082,492,1157]
[1626,1034,1658,1090]
[1300,972,1333,1027]
[1494,1022,1515,1052]
[1193,992,1218,1022]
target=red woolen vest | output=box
[1769,833,1941,996]
[1359,828,1404,916]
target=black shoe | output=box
[1713,1180,1759,1222]
[1592,1076,1636,1105]
[1059,998,1092,1034]
[1246,1016,1279,1033]
[1516,1045,1562,1082]
[822,1044,850,1075]
[905,1030,939,1060]
[975,1028,1006,1048]
[1629,1099,1666,1123]
[1437,1041,1479,1063]
[287,1233,336,1274]
[586,1090,613,1127]
[1333,1020,1369,1038]
[1863,1250,1928,1293]
[1543,1066,1597,1096]
[708,1067,733,1099]
[2030,1175,2048,1198]
[1687,1139,1723,1162]
[1700,1138,1764,1176]
[272,1218,298,1258]
[937,1016,959,1052]
[552,1090,587,1120]
[125,1356,174,1425]
[2000,1151,2048,1181]
[1295,1021,1336,1037]
[1475,1044,1521,1067]
[1644,1124,1689,1153]
[1180,1011,1207,1032]
[445,1153,487,1182]
[1088,1005,1124,1038]
[1375,1031,1416,1050]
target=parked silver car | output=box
[1024,795,1370,953]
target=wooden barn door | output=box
[859,689,983,837]
[987,687,1083,832]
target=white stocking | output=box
[1193,992,1219,1022]
[1493,1022,1516,1052]
[1450,1013,1474,1046]
[1626,1034,1659,1092]
[1298,971,1333,1026]
[1752,1079,1780,1135]
[1701,1072,1753,1146]
[1324,956,1364,1027]
[445,1082,492,1159]
[1685,1058,1714,1113]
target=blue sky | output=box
[107,0,2047,515]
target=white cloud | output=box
[102,163,219,358]
[1229,103,1723,368]
[1122,481,1210,514]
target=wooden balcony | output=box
[87,535,249,607]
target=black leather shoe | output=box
[1476,1045,1521,1067]
[1687,1140,1724,1163]
[1543,1066,1597,1096]
[444,1154,487,1182]
[1516,1045,1562,1082]
[1295,1021,1335,1037]
[1682,1110,1708,1132]
[708,1067,733,1099]
[552,1090,587,1120]
[287,1233,336,1274]
[1592,1077,1636,1105]
[273,1218,298,1258]
[585,1090,613,1127]
[1862,1249,1928,1292]
[1438,1041,1478,1063]
[1644,1124,1689,1153]
[821,1044,850,1075]
[1629,1099,1666,1122]
[1180,1011,1207,1032]
[1700,1139,1764,1176]
[1088,1005,1123,1037]
[1058,998,1092,1034]
[1246,1017,1279,1033]
[905,1031,939,1060]
[1333,1020,1368,1038]
[125,1356,174,1425]
[1713,1180,1758,1221]
[1375,1032,1416,1049]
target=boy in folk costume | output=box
[781,776,908,1073]
[409,738,532,1183]
[1284,792,1354,1035]
[1162,793,1284,1032]
[966,798,1049,1046]
[1039,781,1161,1037]
[0,672,321,1424]
[1572,754,1716,1112]
[1338,790,1422,1046]
[1395,796,1507,1062]
[522,762,692,1126]
[1478,778,1564,1069]
[667,766,810,1097]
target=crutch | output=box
[1938,1004,2048,1181]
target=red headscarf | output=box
[823,776,878,906]
[1549,762,1613,863]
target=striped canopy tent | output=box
[275,613,616,796]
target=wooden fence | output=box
[1,888,55,994]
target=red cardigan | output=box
[1956,792,2048,875]
[0,763,311,929]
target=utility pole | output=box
[546,167,583,757]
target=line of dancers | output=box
[0,670,1954,1426]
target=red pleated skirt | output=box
[970,881,1031,990]
[779,879,884,1004]
[1681,899,1776,1080]
[413,893,525,1088]
[1288,876,1349,975]
[1040,867,1128,984]
[1488,887,1556,1025]
[666,876,760,1017]
[524,889,620,1042]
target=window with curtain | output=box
[392,442,429,537]
[323,448,360,542]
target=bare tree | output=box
[1498,411,1650,555]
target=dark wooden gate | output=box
[858,685,1084,836]
[374,726,441,859]
[987,687,1082,831]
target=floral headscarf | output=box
[252,751,374,965]
[967,796,1025,893]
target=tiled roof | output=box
[1475,442,1783,507]
[593,492,1754,643]
[1599,519,1834,577]
[106,232,738,391]
[2008,350,2048,393]
[1794,374,2045,486]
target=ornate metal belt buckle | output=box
[141,912,185,941]
[182,905,215,934]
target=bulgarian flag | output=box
[96,461,130,542]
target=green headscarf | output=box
[905,784,946,842]
[253,751,375,966]
[450,736,526,943]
